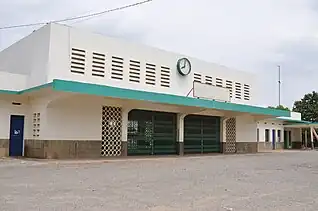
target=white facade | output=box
[257,111,303,150]
[0,23,293,158]
[0,23,256,104]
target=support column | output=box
[220,117,230,153]
[310,127,314,150]
[286,130,290,149]
[305,130,308,149]
[121,108,131,157]
[177,114,187,156]
[291,128,302,149]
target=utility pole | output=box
[277,65,281,106]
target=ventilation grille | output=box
[225,118,236,153]
[33,113,40,138]
[194,73,202,83]
[70,48,86,74]
[101,106,122,156]
[145,63,156,85]
[226,80,233,98]
[129,60,141,83]
[216,78,223,87]
[235,82,242,99]
[111,56,124,80]
[205,76,213,85]
[244,84,250,100]
[92,52,105,77]
[160,66,170,88]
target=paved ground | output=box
[1,151,318,211]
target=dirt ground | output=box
[1,151,318,211]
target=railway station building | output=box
[0,23,308,159]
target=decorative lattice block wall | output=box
[225,118,236,153]
[101,106,122,156]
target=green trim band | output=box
[0,79,290,117]
[52,79,290,117]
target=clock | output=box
[177,58,191,76]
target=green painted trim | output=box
[0,78,291,117]
[0,89,18,95]
[52,79,290,117]
[18,82,52,94]
[0,82,52,95]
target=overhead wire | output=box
[0,0,153,30]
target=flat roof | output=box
[278,117,311,124]
[0,79,290,117]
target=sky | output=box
[0,0,317,108]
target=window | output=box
[92,52,105,77]
[226,80,233,98]
[257,128,259,142]
[265,129,270,142]
[70,48,86,74]
[111,56,124,80]
[129,60,141,83]
[205,76,212,85]
[160,66,170,87]
[235,82,242,99]
[216,78,223,87]
[194,73,201,83]
[145,63,156,85]
[277,130,281,142]
[243,84,250,100]
[33,113,40,138]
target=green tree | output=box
[292,91,318,122]
[268,105,290,111]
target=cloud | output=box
[0,0,318,107]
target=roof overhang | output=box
[284,122,318,128]
[0,79,291,118]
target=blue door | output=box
[272,129,276,150]
[9,115,25,156]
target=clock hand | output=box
[182,60,186,68]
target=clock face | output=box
[177,58,191,76]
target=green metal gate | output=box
[127,110,177,156]
[184,115,221,154]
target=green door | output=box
[184,115,221,154]
[127,110,177,156]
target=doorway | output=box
[9,115,25,157]
[272,129,276,150]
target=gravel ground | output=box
[1,151,318,211]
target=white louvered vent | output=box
[205,76,212,85]
[129,60,141,83]
[235,82,242,99]
[145,63,156,86]
[160,66,170,88]
[244,84,250,100]
[194,73,202,83]
[216,78,223,87]
[111,56,124,80]
[70,48,86,74]
[92,52,105,77]
[226,80,233,98]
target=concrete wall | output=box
[257,119,284,143]
[47,23,256,105]
[0,96,32,156]
[0,24,51,89]
[0,71,27,91]
[0,97,31,140]
[236,115,257,143]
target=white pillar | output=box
[177,113,187,155]
[121,108,131,156]
[310,127,314,150]
[305,130,308,149]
